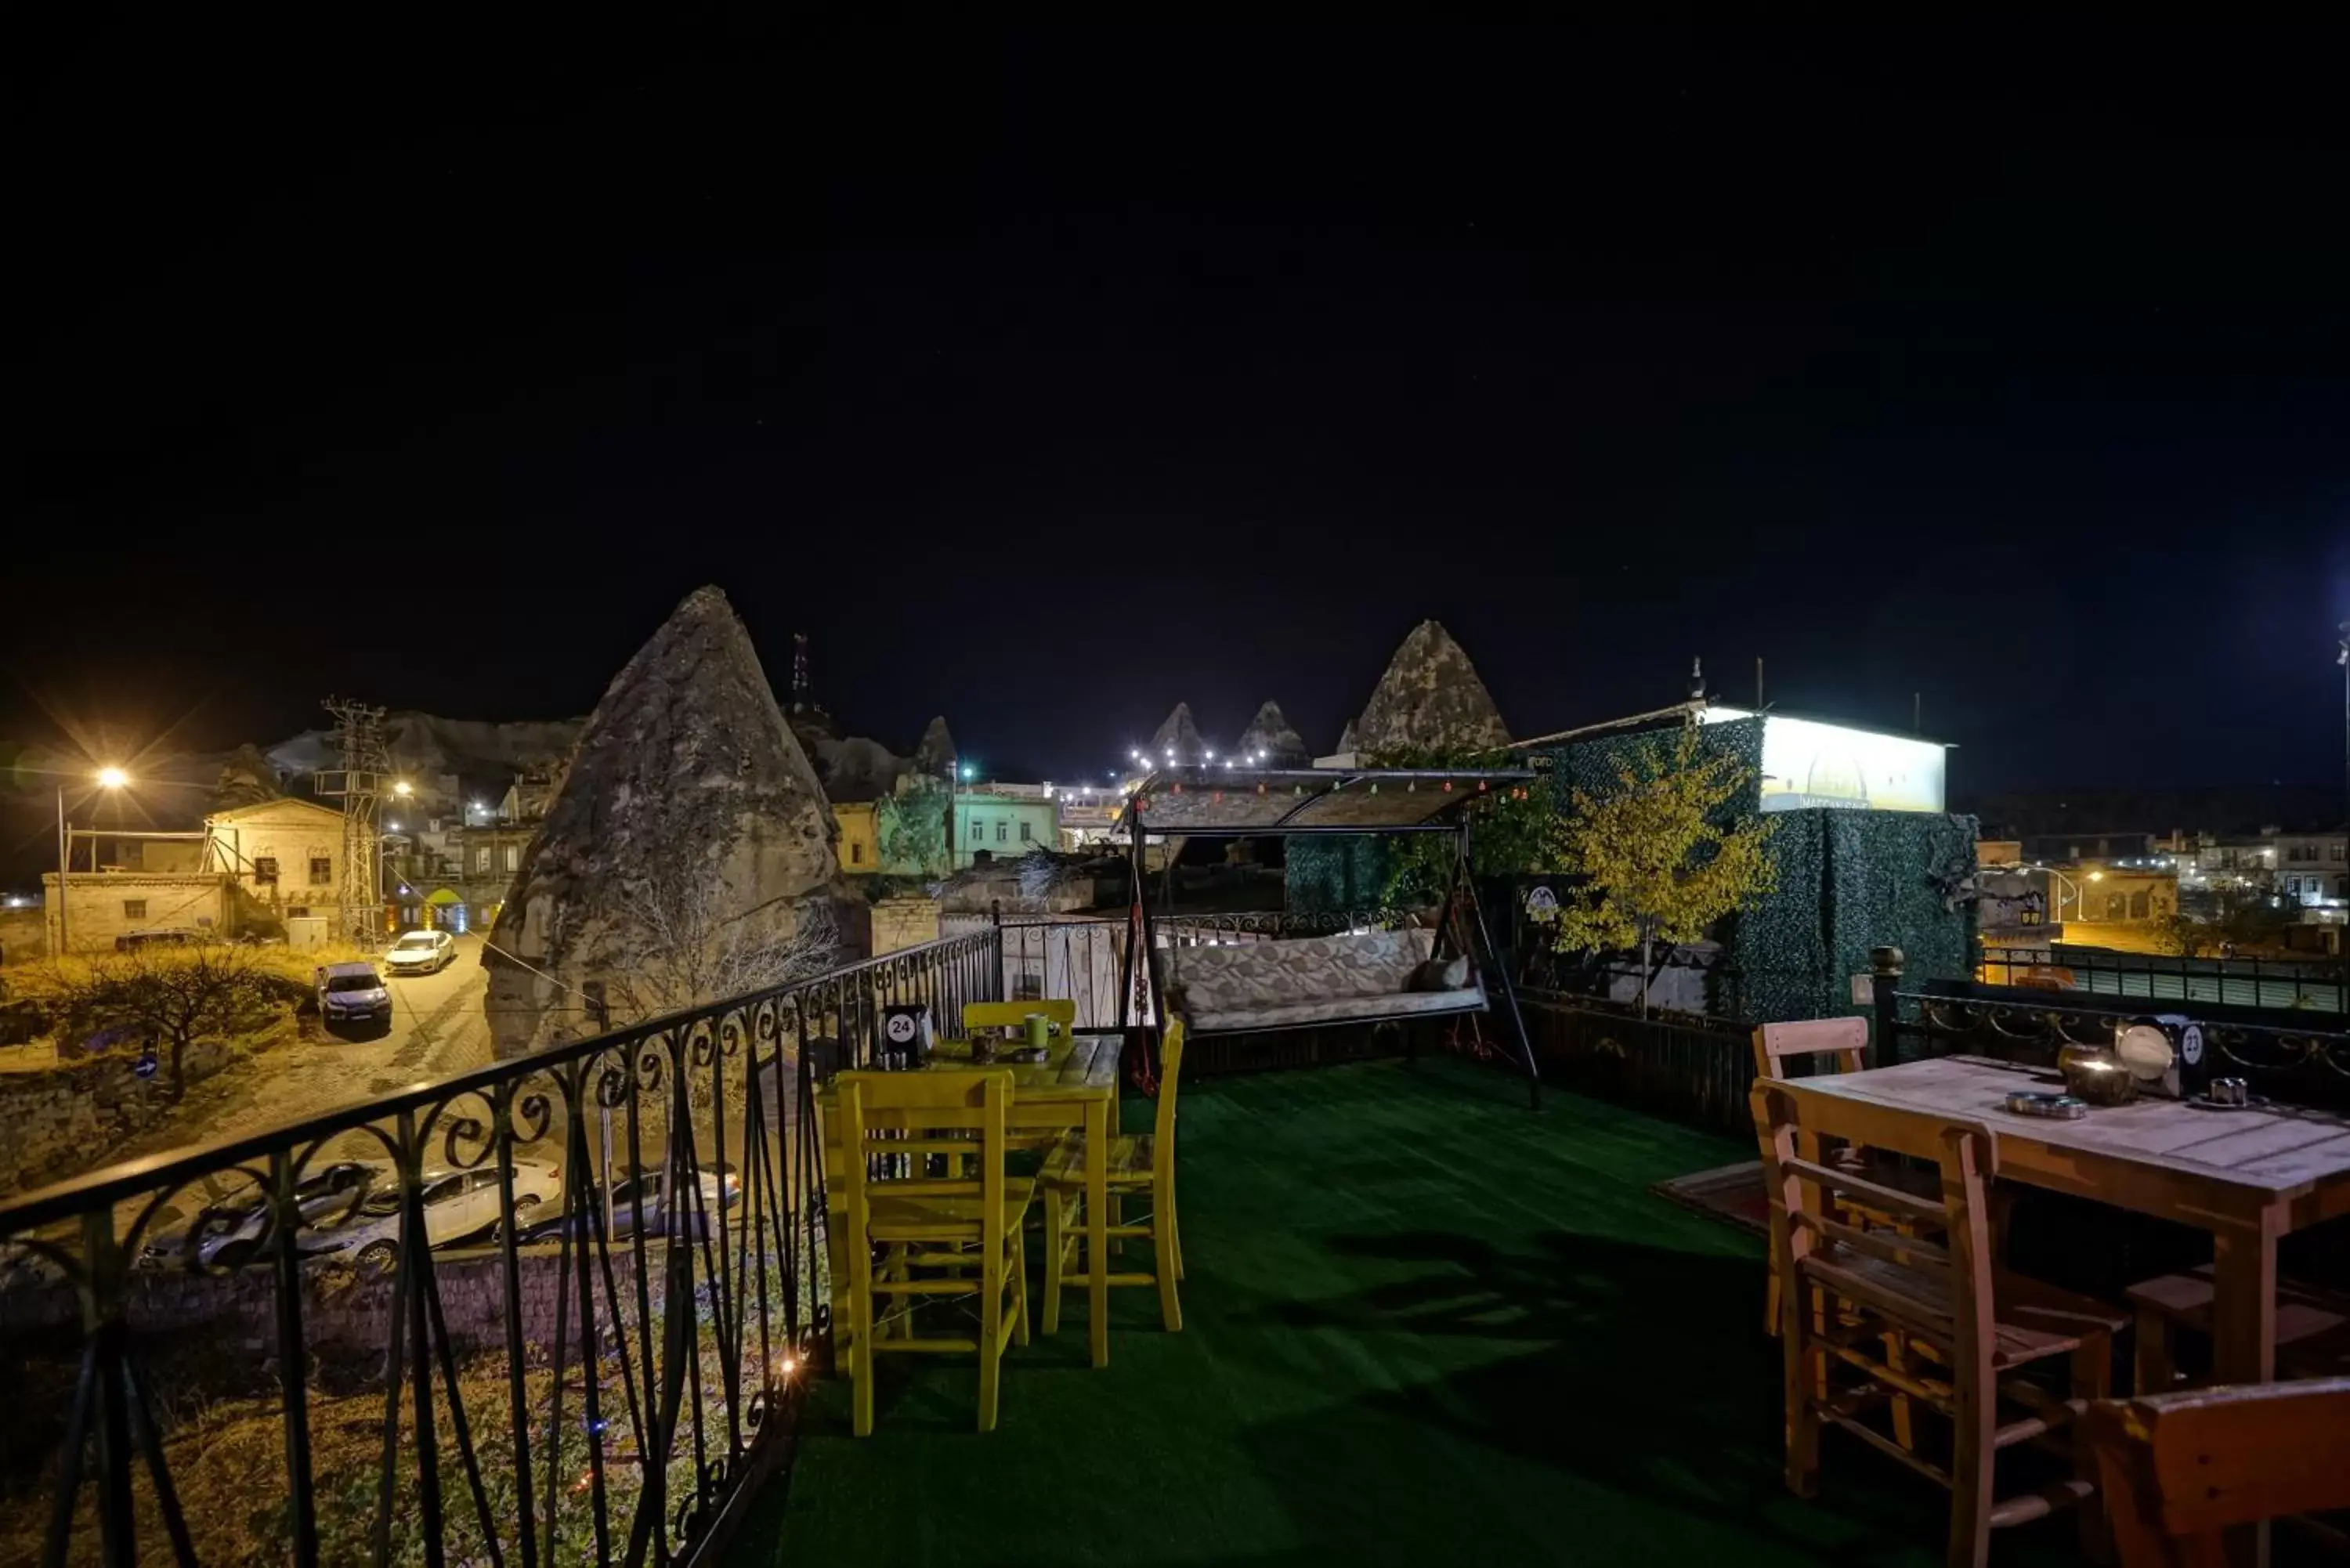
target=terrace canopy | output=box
[1121,765,1537,834]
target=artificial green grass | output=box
[730,1057,2084,1567]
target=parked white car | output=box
[137,1160,390,1271]
[504,1165,742,1244]
[319,1160,564,1271]
[382,929,458,976]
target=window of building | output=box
[849,840,863,864]
[996,822,1008,843]
[309,855,332,885]
[1018,820,1032,842]
[474,846,491,872]
[287,906,309,919]
[2129,891,2150,919]
[501,843,519,873]
[123,899,147,919]
[253,856,279,884]
[969,817,983,842]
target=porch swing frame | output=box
[1114,767,1542,1110]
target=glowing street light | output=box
[58,766,132,954]
[393,780,414,798]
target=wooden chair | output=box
[962,998,1077,1039]
[2125,1264,2350,1393]
[823,1068,1032,1435]
[1040,1019,1186,1335]
[1751,1019,1950,1339]
[1752,1078,2128,1568]
[2088,1378,2350,1567]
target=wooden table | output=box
[923,1029,1127,1368]
[1780,1055,2350,1388]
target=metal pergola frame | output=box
[1117,765,1542,1109]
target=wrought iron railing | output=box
[0,927,1002,1566]
[1977,944,2346,1013]
[1882,981,2350,1114]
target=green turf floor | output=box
[730,1057,2088,1567]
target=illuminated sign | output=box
[1704,708,1947,815]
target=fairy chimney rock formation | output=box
[914,715,958,778]
[1347,620,1511,758]
[1148,703,1210,766]
[1237,701,1311,766]
[484,586,844,1058]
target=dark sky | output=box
[12,20,2348,844]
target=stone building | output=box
[41,870,232,953]
[205,798,360,930]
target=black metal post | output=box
[1869,944,1905,1067]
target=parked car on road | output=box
[318,1160,564,1271]
[315,961,391,1029]
[501,1165,741,1244]
[382,928,458,976]
[136,1160,390,1271]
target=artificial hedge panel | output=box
[1539,716,1766,817]
[1537,718,1975,1023]
[1729,808,1980,1023]
[1285,835,1397,913]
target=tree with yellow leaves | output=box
[1544,724,1777,1017]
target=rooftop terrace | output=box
[732,1057,2084,1567]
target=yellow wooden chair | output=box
[961,999,1083,1161]
[1039,1019,1185,1335]
[822,1068,1032,1435]
[961,998,1077,1039]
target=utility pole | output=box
[318,698,391,949]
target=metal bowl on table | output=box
[2057,1042,2137,1107]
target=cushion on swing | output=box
[1408,955,1471,992]
[1170,928,1488,1035]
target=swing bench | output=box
[1118,765,1542,1107]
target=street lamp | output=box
[2030,862,2083,925]
[56,767,131,955]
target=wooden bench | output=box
[2128,1265,2350,1392]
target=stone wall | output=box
[1,1245,674,1386]
[1,1052,185,1193]
[38,873,233,953]
[0,1024,280,1194]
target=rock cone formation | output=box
[1236,701,1311,766]
[208,744,283,811]
[1148,703,1210,766]
[915,715,958,778]
[485,586,844,1057]
[1347,620,1510,757]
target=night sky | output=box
[12,20,2348,859]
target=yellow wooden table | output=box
[843,1029,1128,1368]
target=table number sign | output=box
[878,1004,934,1071]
